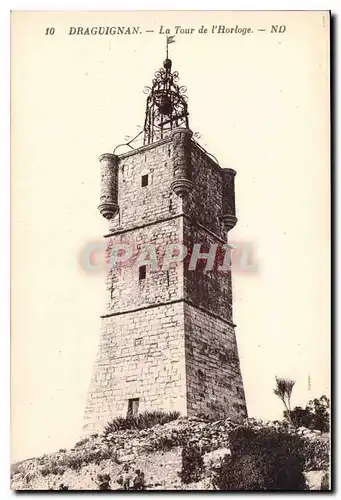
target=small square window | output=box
[139,265,146,280]
[141,174,149,187]
[127,398,139,417]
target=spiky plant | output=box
[103,410,181,436]
[274,377,296,423]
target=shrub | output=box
[145,428,189,453]
[213,425,307,491]
[302,437,330,471]
[74,437,89,448]
[132,469,146,491]
[103,410,180,435]
[40,465,65,477]
[97,473,111,490]
[156,435,178,451]
[285,395,330,432]
[58,484,69,490]
[66,446,112,469]
[39,457,66,477]
[85,446,113,465]
[63,455,83,471]
[179,443,204,484]
[34,442,115,477]
[25,473,34,484]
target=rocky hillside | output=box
[11,417,330,491]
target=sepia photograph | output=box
[10,10,331,490]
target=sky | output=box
[11,10,330,462]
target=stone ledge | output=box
[100,298,236,328]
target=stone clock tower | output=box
[84,52,247,434]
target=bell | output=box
[157,95,172,115]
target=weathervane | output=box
[166,34,175,59]
[143,36,189,145]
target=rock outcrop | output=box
[11,417,330,491]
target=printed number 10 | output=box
[45,27,55,35]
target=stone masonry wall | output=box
[184,303,247,420]
[105,218,183,313]
[181,143,244,419]
[84,302,186,434]
[184,143,226,239]
[108,139,181,234]
[183,218,233,323]
[86,140,187,433]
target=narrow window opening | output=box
[139,265,146,280]
[141,174,149,187]
[127,398,139,417]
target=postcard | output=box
[11,10,330,490]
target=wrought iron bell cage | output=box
[143,58,189,145]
